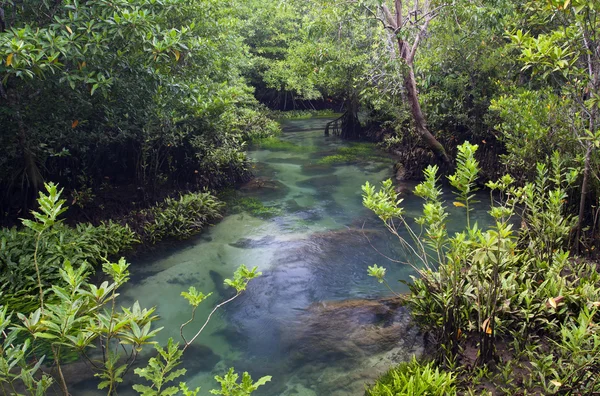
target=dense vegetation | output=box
[1,0,600,394]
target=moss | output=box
[272,109,336,120]
[220,190,281,219]
[317,142,392,165]
[251,137,310,152]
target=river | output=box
[75,116,490,395]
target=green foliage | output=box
[181,287,212,308]
[0,187,265,395]
[142,192,224,244]
[490,89,579,180]
[0,0,280,216]
[367,264,387,284]
[447,142,480,228]
[133,339,194,396]
[364,142,600,392]
[365,358,456,396]
[225,265,261,294]
[210,368,271,396]
[318,143,388,165]
[0,184,138,312]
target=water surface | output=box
[79,117,490,395]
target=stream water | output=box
[75,116,491,395]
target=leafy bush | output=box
[142,192,224,244]
[365,358,456,396]
[0,185,138,312]
[363,142,600,393]
[0,186,268,395]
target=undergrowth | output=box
[363,143,600,395]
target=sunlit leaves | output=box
[210,368,271,396]
[367,264,387,284]
[224,265,261,293]
[181,287,212,307]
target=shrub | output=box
[0,187,138,313]
[0,184,268,395]
[142,192,224,244]
[363,143,600,393]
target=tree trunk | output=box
[340,95,361,139]
[575,142,592,253]
[403,64,451,164]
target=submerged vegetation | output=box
[318,143,390,165]
[251,137,309,153]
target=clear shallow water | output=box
[74,117,491,395]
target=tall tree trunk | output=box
[379,3,451,165]
[403,64,451,164]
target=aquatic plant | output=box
[271,109,336,120]
[220,190,281,219]
[251,137,311,153]
[318,143,389,165]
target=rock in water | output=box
[209,270,236,299]
[286,297,421,363]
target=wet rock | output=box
[240,177,290,200]
[278,298,424,395]
[395,181,415,197]
[296,175,340,189]
[394,162,407,181]
[286,298,420,363]
[181,343,221,373]
[229,235,277,249]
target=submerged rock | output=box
[240,177,290,200]
[296,175,340,189]
[301,163,335,176]
[180,343,221,373]
[282,298,424,396]
[229,235,277,249]
[286,297,419,363]
[209,270,236,299]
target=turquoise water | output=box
[74,117,490,395]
